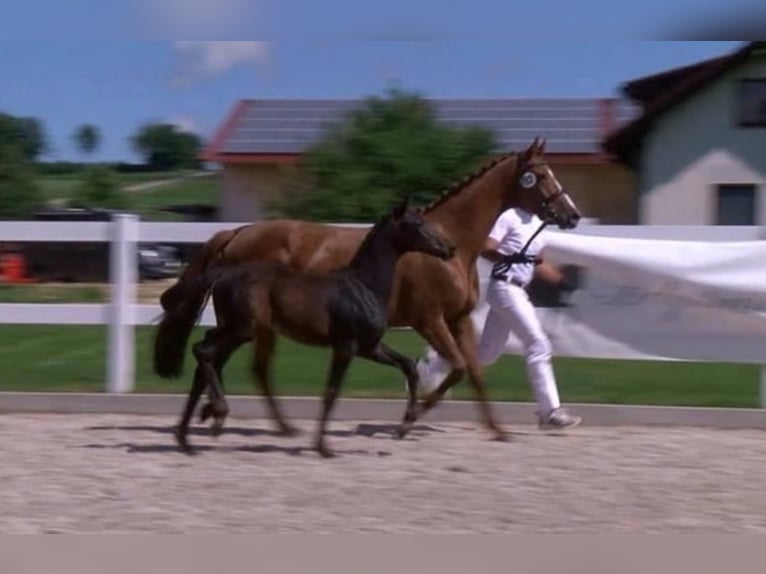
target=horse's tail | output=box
[152,228,240,379]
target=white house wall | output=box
[641,53,766,225]
[220,164,290,222]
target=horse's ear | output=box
[521,138,539,163]
[391,195,411,219]
[538,137,546,154]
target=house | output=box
[603,41,766,225]
[201,97,638,223]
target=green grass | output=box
[35,171,215,215]
[128,175,218,220]
[36,173,136,200]
[0,284,106,303]
[0,325,758,408]
[116,170,193,184]
[37,175,80,201]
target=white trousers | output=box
[418,279,561,416]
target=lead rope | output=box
[490,221,548,281]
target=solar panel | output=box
[219,98,637,155]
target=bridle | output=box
[518,160,567,225]
[489,161,567,282]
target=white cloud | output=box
[170,116,201,134]
[170,41,271,86]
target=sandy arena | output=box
[2,413,766,533]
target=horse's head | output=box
[388,196,456,261]
[513,137,582,230]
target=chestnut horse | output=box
[175,197,456,456]
[153,137,582,441]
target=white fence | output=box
[0,215,372,394]
[1,214,765,401]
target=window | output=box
[715,184,757,225]
[737,79,766,127]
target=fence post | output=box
[107,213,138,394]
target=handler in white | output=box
[417,205,582,430]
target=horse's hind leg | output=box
[359,342,419,439]
[315,349,353,458]
[176,361,207,455]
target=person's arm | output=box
[480,237,507,263]
[533,249,578,291]
[480,215,510,263]
[534,251,564,284]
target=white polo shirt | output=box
[487,207,546,286]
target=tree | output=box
[73,124,101,158]
[270,88,498,222]
[0,144,43,219]
[70,165,131,210]
[0,112,47,162]
[130,123,203,171]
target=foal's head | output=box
[383,196,455,261]
[514,137,582,230]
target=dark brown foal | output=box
[175,196,456,457]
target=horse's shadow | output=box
[82,441,392,458]
[83,422,444,439]
[81,422,445,458]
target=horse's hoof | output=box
[416,399,435,416]
[316,444,336,459]
[278,425,302,438]
[491,431,511,443]
[211,420,225,438]
[180,443,199,455]
[199,403,214,423]
[175,429,197,455]
[396,421,413,439]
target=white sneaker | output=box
[538,408,582,430]
[416,358,437,398]
[410,356,452,399]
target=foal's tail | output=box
[152,228,240,379]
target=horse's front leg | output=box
[199,334,247,434]
[359,341,419,439]
[413,316,506,440]
[315,349,353,458]
[452,314,507,441]
[192,329,247,437]
[251,327,301,437]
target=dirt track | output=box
[2,413,766,533]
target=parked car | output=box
[21,208,183,282]
[137,243,182,280]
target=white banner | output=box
[448,233,766,365]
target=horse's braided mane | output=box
[348,151,519,268]
[418,151,517,214]
[347,203,397,267]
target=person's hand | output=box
[557,266,580,292]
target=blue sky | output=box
[0,40,745,162]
